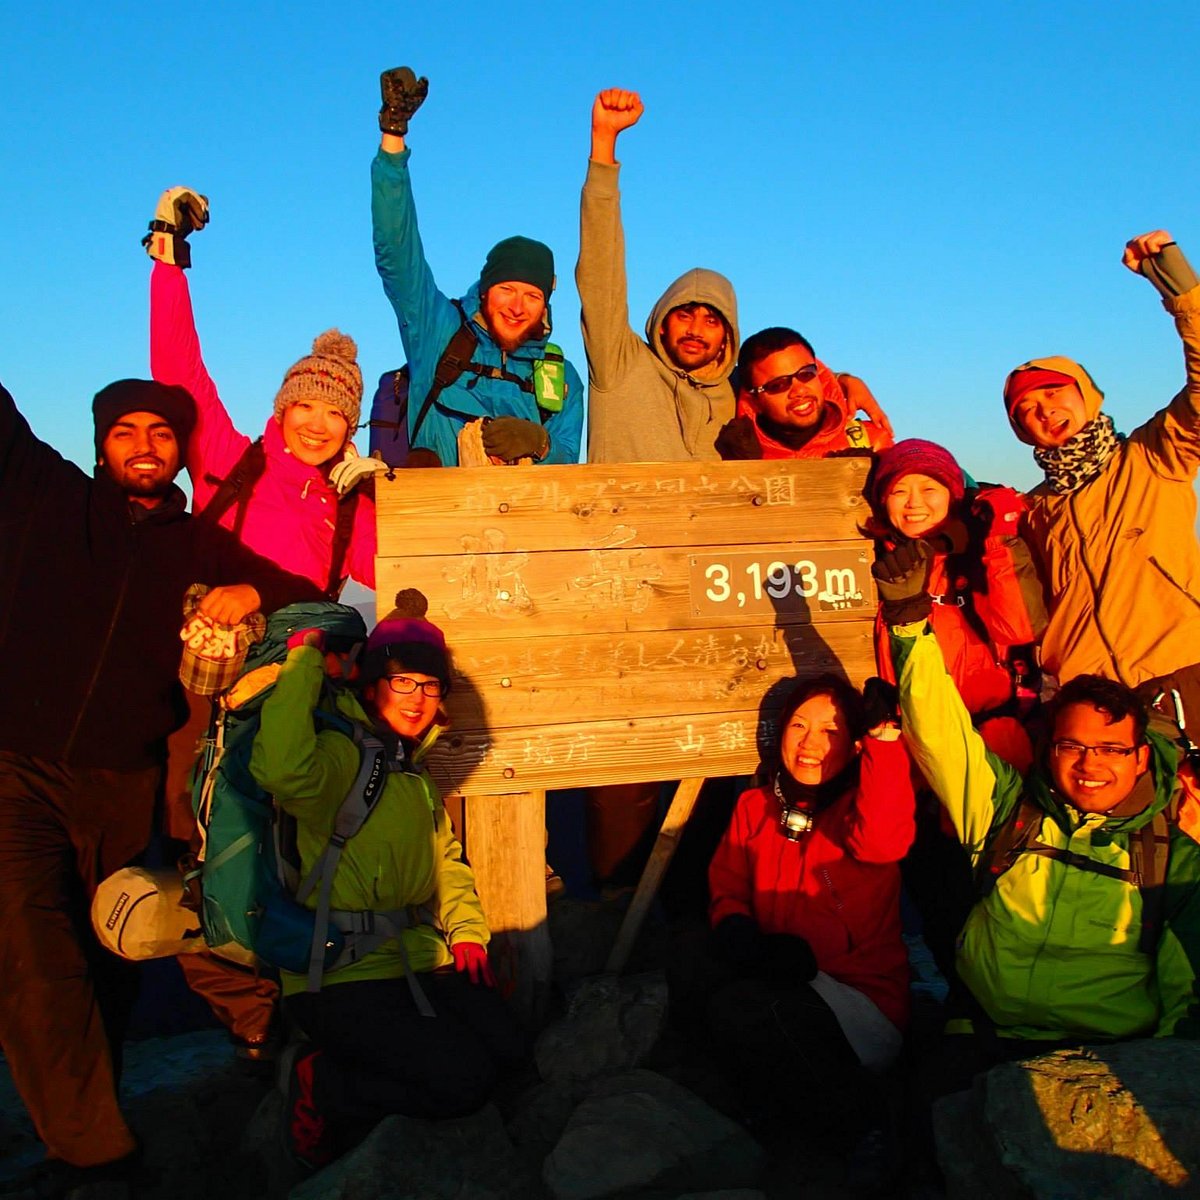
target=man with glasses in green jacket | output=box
[875,537,1200,1075]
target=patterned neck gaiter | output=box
[1034,413,1121,495]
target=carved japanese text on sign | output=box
[689,546,871,620]
[375,459,877,793]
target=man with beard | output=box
[577,88,740,464]
[0,377,315,1196]
[370,67,584,468]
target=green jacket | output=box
[892,622,1200,1041]
[249,646,488,996]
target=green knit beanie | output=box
[479,236,554,298]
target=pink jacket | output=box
[150,262,376,591]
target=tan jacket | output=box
[1022,284,1200,688]
[577,160,739,463]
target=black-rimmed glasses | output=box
[1050,740,1138,761]
[384,675,443,698]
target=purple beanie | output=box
[870,439,965,509]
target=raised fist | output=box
[379,66,429,136]
[592,88,644,136]
[1123,230,1199,299]
[143,186,209,268]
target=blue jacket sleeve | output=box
[370,147,463,404]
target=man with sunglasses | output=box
[876,538,1200,1073]
[716,326,893,460]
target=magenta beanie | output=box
[870,438,966,509]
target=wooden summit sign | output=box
[374,458,876,1006]
[375,457,876,795]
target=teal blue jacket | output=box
[892,621,1200,1041]
[371,148,584,467]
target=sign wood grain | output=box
[376,459,876,794]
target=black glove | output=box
[710,914,766,971]
[872,538,933,625]
[759,934,818,983]
[862,676,900,729]
[379,66,429,136]
[714,415,763,460]
[142,186,209,269]
[481,417,548,463]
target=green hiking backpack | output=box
[188,601,437,1006]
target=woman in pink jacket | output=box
[146,187,379,597]
[144,186,382,1061]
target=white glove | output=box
[143,186,209,267]
[329,452,390,496]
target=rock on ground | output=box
[542,1069,765,1200]
[535,971,669,1087]
[290,1103,542,1200]
[937,1039,1200,1199]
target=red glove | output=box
[287,628,326,653]
[972,489,1025,541]
[452,941,496,987]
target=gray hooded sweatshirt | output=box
[577,160,740,463]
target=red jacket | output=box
[736,361,892,459]
[873,486,1045,723]
[708,736,916,1029]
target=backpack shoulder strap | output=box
[324,490,360,600]
[410,301,480,446]
[977,793,1043,895]
[1131,802,1175,954]
[199,438,267,536]
[295,723,393,991]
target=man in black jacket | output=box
[0,378,316,1193]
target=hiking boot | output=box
[281,1046,336,1172]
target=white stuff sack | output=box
[91,866,208,960]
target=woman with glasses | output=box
[714,326,893,460]
[250,589,525,1172]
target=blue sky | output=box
[3,1,1198,495]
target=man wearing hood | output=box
[717,326,893,460]
[371,68,584,468]
[578,89,740,464]
[1004,230,1200,737]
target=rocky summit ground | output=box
[0,894,919,1200]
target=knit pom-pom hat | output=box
[362,588,450,692]
[273,329,363,432]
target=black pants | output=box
[284,969,528,1127]
[0,752,157,1166]
[706,975,888,1141]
